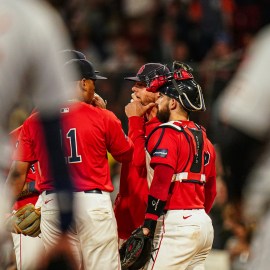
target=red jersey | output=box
[14,101,133,192]
[146,120,216,213]
[114,116,160,239]
[10,126,39,210]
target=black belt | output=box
[45,189,102,195]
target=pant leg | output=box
[147,210,213,270]
[40,191,83,269]
[247,211,270,270]
[74,191,120,270]
[12,233,44,270]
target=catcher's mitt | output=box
[5,203,41,237]
[119,227,152,270]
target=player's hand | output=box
[128,93,157,117]
[125,101,156,118]
[142,227,150,236]
[91,93,107,109]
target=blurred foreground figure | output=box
[0,0,76,267]
[218,25,270,270]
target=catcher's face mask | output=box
[146,61,206,112]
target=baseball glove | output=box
[119,227,152,270]
[5,203,41,237]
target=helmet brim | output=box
[124,76,140,82]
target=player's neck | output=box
[169,112,189,121]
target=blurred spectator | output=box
[172,41,190,64]
[122,0,155,18]
[103,36,138,73]
[158,20,177,63]
[125,17,154,59]
[74,31,102,68]
[199,32,240,139]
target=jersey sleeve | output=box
[128,116,147,167]
[219,26,270,140]
[104,110,134,163]
[13,119,37,163]
[204,140,217,213]
[146,127,177,170]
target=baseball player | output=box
[0,0,76,263]
[7,59,134,269]
[217,25,270,270]
[114,63,170,241]
[6,50,86,270]
[8,126,44,270]
[60,49,107,109]
[139,63,216,269]
[0,0,78,249]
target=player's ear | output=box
[80,78,86,89]
[170,98,177,110]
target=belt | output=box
[45,189,102,195]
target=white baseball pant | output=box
[40,190,121,270]
[146,209,214,270]
[11,195,45,270]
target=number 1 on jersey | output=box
[66,128,82,163]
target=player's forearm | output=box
[17,180,39,199]
[5,161,29,203]
[128,117,147,167]
[143,164,174,235]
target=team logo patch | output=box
[30,164,36,173]
[137,65,145,75]
[60,108,69,113]
[204,151,210,166]
[153,149,168,158]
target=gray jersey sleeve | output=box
[0,0,75,123]
[219,26,270,140]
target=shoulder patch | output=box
[204,151,210,166]
[60,108,69,113]
[152,148,168,158]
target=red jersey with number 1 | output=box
[13,101,133,192]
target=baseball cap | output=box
[60,49,86,62]
[124,63,170,83]
[64,59,107,81]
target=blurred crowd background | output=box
[8,1,270,269]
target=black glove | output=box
[119,227,152,270]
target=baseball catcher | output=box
[119,227,153,270]
[5,203,41,237]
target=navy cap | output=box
[65,59,107,81]
[60,49,86,62]
[124,63,170,82]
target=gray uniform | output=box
[0,0,75,268]
[218,25,270,270]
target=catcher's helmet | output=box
[146,61,206,112]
